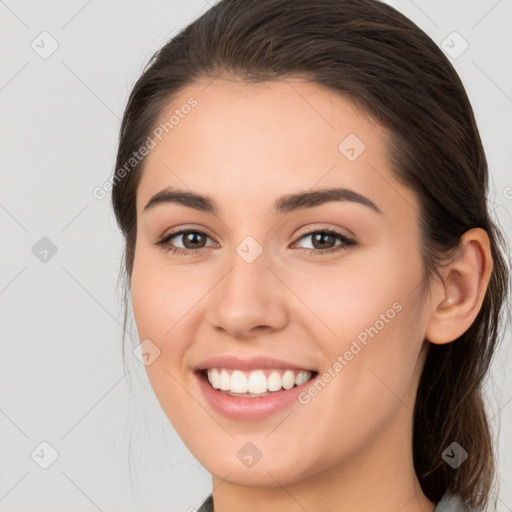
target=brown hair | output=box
[111,0,510,509]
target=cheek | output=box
[130,252,202,436]
[292,242,427,407]
[288,242,425,343]
[129,243,220,388]
[130,248,193,403]
[130,246,200,341]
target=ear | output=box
[425,227,493,345]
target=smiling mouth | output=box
[199,368,318,398]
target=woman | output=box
[111,0,510,510]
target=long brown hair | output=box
[111,0,510,509]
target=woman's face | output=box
[131,77,433,487]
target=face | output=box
[131,77,433,488]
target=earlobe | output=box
[425,228,493,345]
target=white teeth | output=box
[209,368,220,389]
[267,370,282,391]
[219,369,231,391]
[295,371,310,386]
[230,370,248,393]
[248,370,267,393]
[282,370,295,389]
[206,368,313,395]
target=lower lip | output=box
[195,371,316,421]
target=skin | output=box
[130,77,493,512]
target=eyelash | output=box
[155,227,356,257]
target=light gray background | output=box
[0,1,511,511]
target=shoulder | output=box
[434,491,483,512]
[197,494,213,512]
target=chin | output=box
[196,447,315,488]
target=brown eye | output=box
[179,231,208,249]
[310,232,337,250]
[293,229,356,256]
[156,229,216,255]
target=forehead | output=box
[135,77,415,221]
[148,77,376,158]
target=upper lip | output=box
[194,355,316,373]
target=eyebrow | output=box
[143,186,382,215]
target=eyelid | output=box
[155,224,357,256]
[293,223,354,240]
[156,224,218,243]
[157,223,354,242]
[291,226,356,253]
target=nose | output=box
[205,247,288,340]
